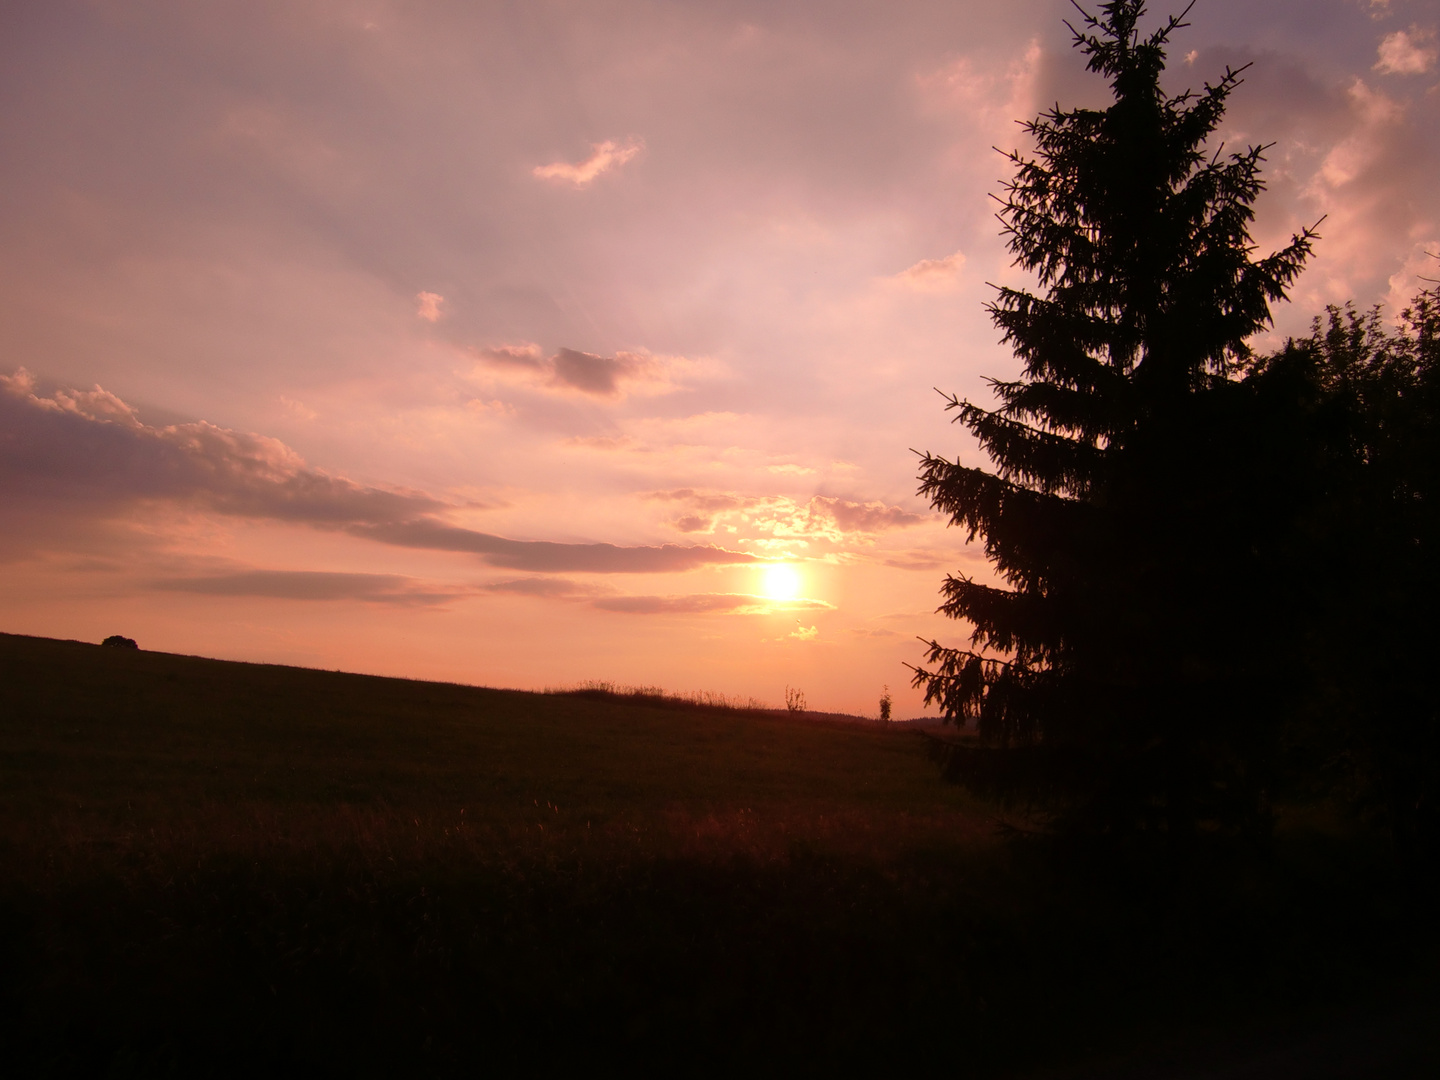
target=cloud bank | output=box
[1,371,756,574]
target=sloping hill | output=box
[0,631,976,844]
[1,632,1434,1078]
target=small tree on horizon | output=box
[911,0,1318,846]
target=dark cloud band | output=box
[350,520,754,572]
[151,570,459,605]
[1,372,756,574]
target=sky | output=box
[2,0,1437,715]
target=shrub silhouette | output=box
[101,635,138,650]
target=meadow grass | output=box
[1,632,1435,1077]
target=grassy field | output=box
[1,632,1435,1077]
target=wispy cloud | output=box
[477,577,610,598]
[350,520,755,573]
[532,137,644,187]
[891,251,966,291]
[152,570,462,605]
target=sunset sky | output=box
[3,0,1437,715]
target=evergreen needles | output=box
[911,1,1321,847]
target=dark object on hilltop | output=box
[911,1,1319,850]
[102,635,138,650]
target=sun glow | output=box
[759,562,803,601]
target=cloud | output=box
[350,519,755,573]
[0,369,444,526]
[790,623,818,640]
[1385,241,1440,314]
[811,496,928,532]
[0,371,759,573]
[152,570,462,605]
[552,347,644,396]
[882,550,959,571]
[1211,42,1438,310]
[416,291,444,321]
[891,251,966,292]
[646,489,928,540]
[1374,27,1437,74]
[475,342,546,370]
[472,344,681,398]
[593,593,834,615]
[532,137,644,186]
[477,577,610,598]
[916,38,1043,146]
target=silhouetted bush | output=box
[101,635,138,650]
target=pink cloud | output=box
[153,570,463,606]
[812,496,928,533]
[477,577,610,598]
[472,344,679,398]
[1374,27,1437,75]
[532,137,644,187]
[645,489,928,539]
[0,372,759,574]
[416,291,444,321]
[892,251,966,291]
[475,342,545,370]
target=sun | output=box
[759,562,802,601]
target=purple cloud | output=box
[472,344,672,398]
[1,371,757,574]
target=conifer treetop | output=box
[911,2,1319,793]
[991,0,1318,432]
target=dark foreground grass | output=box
[1,632,1436,1077]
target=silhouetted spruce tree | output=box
[911,1,1319,846]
